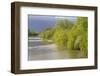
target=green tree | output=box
[39,28,54,40]
[39,17,88,57]
[67,17,88,57]
[53,19,74,50]
[28,29,38,37]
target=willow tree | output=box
[67,17,88,57]
[39,28,54,41]
[53,19,74,50]
[77,17,88,57]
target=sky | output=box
[28,15,77,33]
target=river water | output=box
[28,37,86,61]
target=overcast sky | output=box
[28,15,77,32]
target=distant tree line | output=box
[28,29,38,36]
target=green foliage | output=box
[66,17,88,57]
[52,19,73,50]
[39,17,88,57]
[76,17,88,57]
[28,29,38,36]
[74,36,81,50]
[39,28,54,40]
[66,31,75,50]
[53,29,67,50]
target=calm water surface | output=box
[28,37,86,60]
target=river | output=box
[28,37,84,61]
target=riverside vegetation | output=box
[29,17,88,58]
